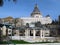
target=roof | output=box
[31,4,41,16]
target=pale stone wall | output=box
[32,14,42,18]
[19,16,52,26]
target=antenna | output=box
[34,0,38,7]
[34,0,38,6]
[35,0,37,4]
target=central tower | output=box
[31,4,42,18]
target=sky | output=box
[0,0,60,20]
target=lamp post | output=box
[6,28,9,45]
[7,26,16,45]
[11,26,16,45]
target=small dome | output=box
[46,15,50,17]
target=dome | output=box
[31,4,41,16]
[46,15,50,17]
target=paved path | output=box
[1,43,60,45]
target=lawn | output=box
[11,40,30,44]
[0,40,60,44]
[0,40,31,44]
[0,41,8,44]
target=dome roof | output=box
[31,4,41,16]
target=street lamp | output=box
[10,26,16,45]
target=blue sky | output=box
[0,0,60,20]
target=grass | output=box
[11,40,30,44]
[0,40,60,44]
[0,41,8,44]
[0,40,30,44]
[9,40,60,44]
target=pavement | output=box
[0,43,60,45]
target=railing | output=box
[9,36,58,42]
[9,36,55,40]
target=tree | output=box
[55,19,58,25]
[0,0,4,6]
[13,0,17,3]
[52,20,55,24]
[0,27,3,43]
[58,15,60,24]
[0,0,17,7]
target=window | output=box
[45,33,48,34]
[36,16,39,18]
[9,30,11,33]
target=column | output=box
[43,31,45,38]
[40,30,42,38]
[28,30,30,36]
[33,29,36,39]
[25,29,29,38]
[2,26,6,36]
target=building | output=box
[10,4,57,42]
[18,4,52,26]
[1,4,58,42]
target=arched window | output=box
[26,23,29,28]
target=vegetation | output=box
[51,15,60,25]
[11,40,30,44]
[0,0,4,6]
[0,40,60,44]
[0,41,8,44]
[0,29,2,43]
[0,0,17,7]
